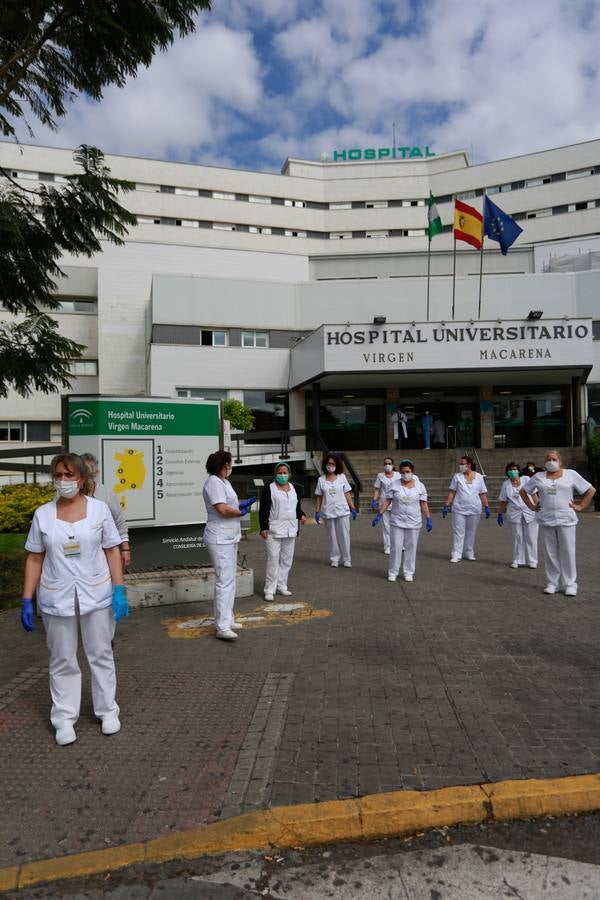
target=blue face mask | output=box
[275,473,289,484]
[507,469,519,479]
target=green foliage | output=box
[0,532,26,610]
[223,399,255,433]
[0,482,55,532]
[589,432,600,459]
[0,0,211,397]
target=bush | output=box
[589,432,600,459]
[223,399,255,433]
[0,483,55,533]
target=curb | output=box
[3,774,600,892]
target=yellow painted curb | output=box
[3,774,600,892]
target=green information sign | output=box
[69,399,219,437]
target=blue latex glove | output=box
[371,499,379,510]
[21,598,34,632]
[426,517,433,532]
[238,496,256,515]
[315,511,321,524]
[442,504,449,518]
[485,506,491,520]
[372,512,383,527]
[112,585,128,622]
[351,508,358,520]
[497,512,504,527]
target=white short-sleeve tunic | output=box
[315,474,352,518]
[522,469,592,526]
[449,472,487,515]
[202,475,241,544]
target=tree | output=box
[0,0,210,397]
[223,399,255,433]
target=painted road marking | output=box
[162,601,333,639]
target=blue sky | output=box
[18,0,600,172]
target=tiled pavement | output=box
[1,509,599,868]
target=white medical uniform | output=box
[202,474,241,632]
[522,469,593,591]
[315,474,353,565]
[25,497,121,730]
[448,471,487,560]
[498,476,538,567]
[386,480,428,578]
[263,482,300,595]
[93,481,129,542]
[373,471,401,552]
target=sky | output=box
[15,0,600,173]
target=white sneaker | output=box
[264,593,274,601]
[565,585,578,597]
[543,585,558,595]
[510,562,519,569]
[404,574,414,582]
[465,553,476,561]
[101,716,121,736]
[330,561,339,568]
[450,556,460,563]
[343,561,352,568]
[216,629,238,641]
[231,620,243,630]
[384,548,390,555]
[387,575,397,582]
[528,563,538,569]
[277,587,292,596]
[55,725,76,746]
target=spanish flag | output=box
[454,199,483,250]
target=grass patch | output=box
[0,533,26,610]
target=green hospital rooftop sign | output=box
[322,146,435,162]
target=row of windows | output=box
[0,421,51,441]
[177,329,268,348]
[11,162,600,212]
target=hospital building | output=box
[1,137,600,483]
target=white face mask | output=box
[545,459,560,472]
[326,465,336,473]
[54,479,80,499]
[383,464,393,473]
[458,464,468,474]
[400,472,412,482]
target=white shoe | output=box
[528,563,537,569]
[404,574,414,582]
[330,561,339,568]
[264,593,274,601]
[465,553,476,561]
[343,561,352,568]
[384,548,390,555]
[231,620,243,630]
[101,716,121,736]
[510,562,519,569]
[277,587,292,596]
[450,556,460,563]
[565,585,578,597]
[55,725,76,746]
[216,629,238,641]
[543,585,558,595]
[387,575,397,582]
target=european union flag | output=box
[483,196,523,255]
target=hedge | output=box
[0,483,55,533]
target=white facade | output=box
[2,137,600,462]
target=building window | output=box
[136,182,160,192]
[330,232,352,239]
[177,219,199,227]
[366,230,389,238]
[137,216,159,225]
[243,390,289,440]
[26,421,51,441]
[176,388,228,400]
[284,230,306,237]
[213,222,235,231]
[69,360,98,375]
[249,195,271,204]
[175,187,198,196]
[249,226,272,234]
[284,199,305,207]
[56,299,98,313]
[329,202,352,210]
[242,330,268,348]
[365,200,388,208]
[200,330,228,346]
[213,191,235,200]
[407,229,426,236]
[526,208,552,219]
[0,421,23,441]
[12,170,38,180]
[566,168,593,180]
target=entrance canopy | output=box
[289,318,594,389]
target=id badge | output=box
[546,484,557,496]
[63,540,81,558]
[328,485,337,496]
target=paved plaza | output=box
[1,509,599,870]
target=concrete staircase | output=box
[350,447,588,512]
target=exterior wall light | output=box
[527,310,543,320]
[373,315,386,324]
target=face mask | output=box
[383,464,393,473]
[326,465,336,473]
[545,460,560,472]
[54,479,80,499]
[507,470,519,479]
[400,472,412,482]
[458,464,468,474]
[275,473,289,484]
[225,464,233,477]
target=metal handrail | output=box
[0,445,61,459]
[463,446,486,476]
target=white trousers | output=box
[264,534,296,594]
[540,524,577,589]
[451,512,480,559]
[510,518,539,566]
[206,541,238,632]
[42,606,118,729]
[381,509,391,552]
[324,515,351,564]
[389,526,420,577]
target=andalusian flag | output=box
[453,199,483,250]
[428,192,442,241]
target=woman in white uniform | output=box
[372,457,400,555]
[373,459,432,582]
[21,453,127,746]
[443,455,490,563]
[259,462,306,600]
[202,450,255,641]
[497,461,539,569]
[314,453,358,568]
[520,449,595,596]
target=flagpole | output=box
[452,236,456,321]
[477,194,486,318]
[426,236,431,321]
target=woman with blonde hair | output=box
[20,453,127,746]
[520,450,595,596]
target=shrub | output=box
[223,399,255,433]
[589,432,600,459]
[0,483,55,533]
